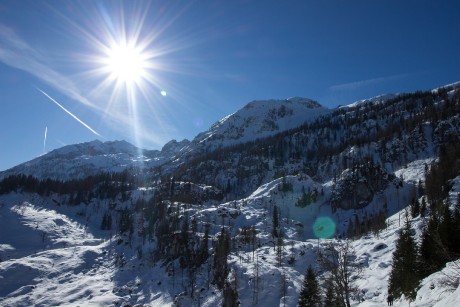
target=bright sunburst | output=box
[62,1,195,149]
[104,42,148,85]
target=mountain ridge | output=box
[2,83,459,184]
[0,96,329,180]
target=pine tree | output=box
[213,227,231,289]
[118,208,133,235]
[276,229,284,267]
[223,275,239,307]
[323,277,340,307]
[199,223,210,264]
[418,216,443,277]
[417,179,424,196]
[420,197,427,218]
[298,265,321,307]
[388,212,419,302]
[410,198,420,218]
[438,201,454,252]
[273,205,279,238]
[409,187,418,218]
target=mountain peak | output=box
[161,139,191,156]
[285,96,322,108]
[191,96,330,150]
[243,97,322,110]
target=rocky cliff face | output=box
[331,161,396,210]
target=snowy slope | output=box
[2,165,460,306]
[343,93,398,108]
[0,195,115,306]
[344,82,460,109]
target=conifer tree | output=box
[323,277,340,307]
[213,227,231,289]
[276,229,284,267]
[418,216,443,277]
[222,269,239,307]
[199,223,210,264]
[438,201,454,252]
[420,197,427,218]
[419,199,460,277]
[388,212,419,302]
[273,205,279,238]
[410,198,420,218]
[298,265,321,307]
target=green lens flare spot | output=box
[313,216,336,239]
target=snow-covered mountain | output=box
[0,97,327,180]
[1,83,460,306]
[189,97,330,151]
[0,140,166,180]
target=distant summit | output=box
[0,140,164,180]
[284,96,323,108]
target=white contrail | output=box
[37,88,101,137]
[43,126,47,153]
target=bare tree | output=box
[318,239,362,307]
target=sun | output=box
[104,42,148,85]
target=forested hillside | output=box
[1,83,460,306]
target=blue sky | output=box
[0,0,459,171]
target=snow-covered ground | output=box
[1,158,460,306]
[0,195,115,306]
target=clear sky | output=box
[1,0,459,171]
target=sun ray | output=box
[40,1,221,149]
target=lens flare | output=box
[313,216,336,239]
